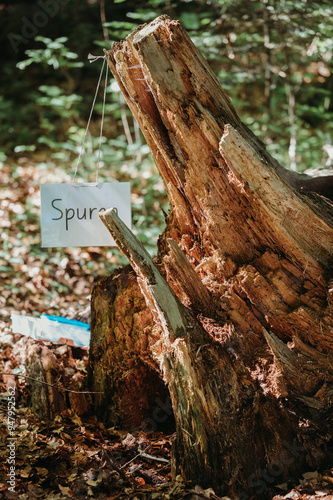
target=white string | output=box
[96,59,109,185]
[88,53,105,63]
[72,54,109,186]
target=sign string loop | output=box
[72,52,109,187]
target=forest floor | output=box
[1,331,333,500]
[1,159,333,499]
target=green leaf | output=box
[65,52,79,60]
[35,36,53,44]
[55,36,69,43]
[180,12,200,30]
[38,85,62,97]
[14,145,36,153]
[126,11,156,21]
[16,59,34,70]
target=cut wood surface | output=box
[89,16,333,499]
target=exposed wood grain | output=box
[164,238,213,315]
[99,208,192,343]
[88,16,333,498]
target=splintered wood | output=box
[89,16,333,497]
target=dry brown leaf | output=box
[58,484,74,497]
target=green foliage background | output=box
[1,0,332,318]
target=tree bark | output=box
[88,15,333,499]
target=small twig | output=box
[119,444,170,469]
[139,451,170,464]
[120,93,134,146]
[0,372,103,394]
[133,117,142,164]
[100,0,110,43]
[119,444,151,470]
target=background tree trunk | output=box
[88,15,333,499]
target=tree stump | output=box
[88,16,333,499]
[25,341,66,420]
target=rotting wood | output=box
[164,238,213,315]
[88,265,171,429]
[219,125,333,270]
[89,16,333,498]
[26,343,66,420]
[98,208,242,488]
[99,208,191,344]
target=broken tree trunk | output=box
[88,16,333,498]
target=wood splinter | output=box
[99,207,191,343]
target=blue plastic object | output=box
[40,314,90,331]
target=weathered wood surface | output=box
[88,16,333,498]
[88,264,172,430]
[12,338,90,420]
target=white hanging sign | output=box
[40,182,131,248]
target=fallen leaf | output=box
[276,483,288,490]
[58,484,73,497]
[86,479,99,487]
[322,476,333,484]
[52,426,64,434]
[47,441,61,449]
[20,466,32,478]
[36,467,48,476]
[67,473,78,482]
[303,471,318,480]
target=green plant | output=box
[14,37,85,157]
[16,36,84,71]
